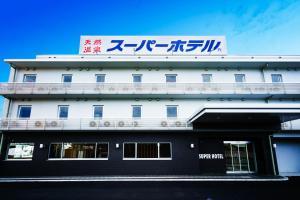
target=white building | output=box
[0,36,299,179]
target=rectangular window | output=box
[166,74,177,83]
[132,105,141,118]
[48,142,109,159]
[271,74,283,83]
[96,74,105,83]
[224,141,256,173]
[167,105,177,118]
[62,74,72,83]
[18,105,32,119]
[58,105,69,119]
[23,74,36,83]
[93,105,103,118]
[235,74,245,83]
[202,74,212,83]
[132,74,142,83]
[6,143,34,160]
[123,142,171,160]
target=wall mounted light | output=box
[190,143,195,149]
[39,144,44,149]
[116,143,120,149]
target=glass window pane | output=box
[159,143,171,158]
[137,143,158,158]
[235,74,245,83]
[124,143,135,158]
[23,75,36,83]
[96,143,108,158]
[132,106,141,118]
[58,106,69,119]
[94,106,103,118]
[247,143,256,172]
[224,143,233,172]
[49,143,62,158]
[62,75,72,83]
[271,74,282,83]
[18,106,31,118]
[202,74,212,83]
[166,75,176,83]
[239,144,249,171]
[62,143,96,158]
[96,75,105,83]
[133,75,142,83]
[167,106,177,118]
[7,143,34,160]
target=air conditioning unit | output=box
[132,121,139,127]
[50,120,58,127]
[118,121,125,127]
[34,121,43,128]
[104,121,111,127]
[1,120,9,127]
[161,121,168,127]
[89,121,97,127]
[175,121,182,127]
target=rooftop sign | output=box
[79,36,227,55]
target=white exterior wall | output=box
[14,68,300,83]
[9,99,300,119]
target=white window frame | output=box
[166,105,178,118]
[17,105,32,119]
[202,74,212,83]
[132,74,142,83]
[95,74,106,83]
[58,105,69,119]
[6,143,35,161]
[62,74,73,83]
[234,74,246,83]
[132,105,142,119]
[123,142,172,160]
[271,74,283,83]
[165,74,177,83]
[48,142,109,160]
[93,105,103,119]
[23,74,37,83]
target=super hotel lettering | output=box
[79,36,227,56]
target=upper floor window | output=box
[18,105,32,119]
[58,105,69,119]
[62,74,72,83]
[94,105,103,118]
[234,74,246,83]
[166,74,177,83]
[96,74,106,83]
[23,74,36,83]
[132,105,142,118]
[6,143,34,160]
[271,74,283,83]
[132,74,142,83]
[167,105,177,118]
[202,74,212,83]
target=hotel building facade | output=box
[0,36,299,180]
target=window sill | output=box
[47,158,109,161]
[123,158,172,161]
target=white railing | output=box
[0,83,299,95]
[0,118,192,130]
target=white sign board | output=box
[79,36,227,55]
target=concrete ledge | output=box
[0,176,288,182]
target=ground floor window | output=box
[6,143,34,160]
[123,142,172,160]
[48,142,109,160]
[224,141,256,173]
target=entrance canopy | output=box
[188,106,300,131]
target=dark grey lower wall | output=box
[0,131,274,177]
